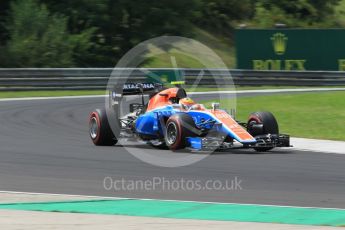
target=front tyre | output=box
[89,108,117,146]
[165,114,197,150]
[247,111,279,152]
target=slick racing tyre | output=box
[89,108,118,146]
[165,114,198,150]
[247,111,279,152]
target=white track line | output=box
[191,87,345,95]
[0,190,344,211]
[291,137,345,155]
[1,87,345,102]
[0,94,105,102]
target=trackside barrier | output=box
[0,68,345,91]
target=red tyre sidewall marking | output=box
[248,115,262,124]
[169,117,183,150]
[89,111,102,143]
[175,118,183,148]
[248,115,263,134]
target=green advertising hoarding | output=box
[236,29,345,71]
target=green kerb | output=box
[1,199,345,226]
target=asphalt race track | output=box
[1,93,345,209]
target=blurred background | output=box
[1,0,344,68]
[1,0,345,141]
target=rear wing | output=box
[108,68,185,95]
[122,83,160,95]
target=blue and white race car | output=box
[89,85,290,152]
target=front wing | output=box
[186,133,291,151]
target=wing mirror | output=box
[211,103,220,110]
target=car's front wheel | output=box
[247,111,279,152]
[165,114,198,150]
[89,108,117,146]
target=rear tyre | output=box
[165,114,198,150]
[89,108,117,146]
[247,111,279,152]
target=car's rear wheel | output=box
[165,114,197,150]
[247,111,279,152]
[89,108,117,146]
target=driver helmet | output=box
[179,97,196,109]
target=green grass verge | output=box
[205,91,345,141]
[187,86,345,92]
[234,85,345,91]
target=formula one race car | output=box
[89,84,290,152]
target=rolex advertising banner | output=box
[236,29,345,71]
